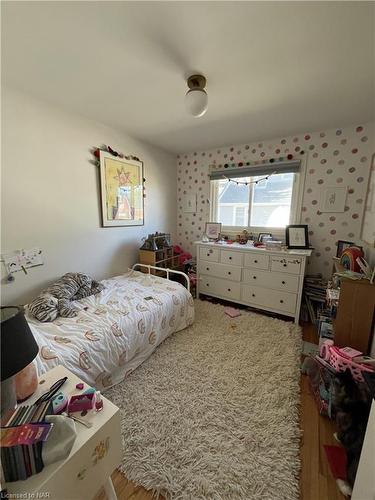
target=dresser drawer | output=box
[201,276,241,301]
[199,246,220,262]
[270,256,302,274]
[220,250,243,266]
[242,268,299,293]
[241,284,297,314]
[199,262,241,281]
[243,253,270,270]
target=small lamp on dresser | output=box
[1,306,39,414]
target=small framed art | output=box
[258,232,272,243]
[205,222,222,240]
[321,187,347,213]
[336,240,354,258]
[286,225,309,249]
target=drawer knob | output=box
[280,300,284,304]
[229,256,232,260]
[206,267,210,271]
[282,280,286,284]
[253,276,257,279]
[283,263,287,267]
[227,288,231,292]
[254,260,258,263]
[207,254,210,257]
[252,293,255,297]
[228,271,231,275]
[206,283,209,287]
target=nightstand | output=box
[5,365,122,500]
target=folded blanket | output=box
[28,272,104,322]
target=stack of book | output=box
[1,402,53,482]
[302,274,328,323]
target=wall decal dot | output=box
[312,200,318,205]
[357,177,364,183]
[356,198,363,204]
[313,153,318,158]
[342,221,348,226]
[245,146,249,150]
[252,149,256,154]
[309,230,314,235]
[330,229,336,235]
[304,134,311,140]
[352,213,359,219]
[318,179,324,184]
[336,177,343,183]
[295,146,301,152]
[293,137,299,143]
[320,132,326,138]
[326,169,333,174]
[275,148,280,154]
[309,145,315,150]
[319,222,325,227]
[322,142,328,148]
[307,188,312,193]
[336,130,342,136]
[333,150,340,156]
[340,139,347,145]
[344,206,350,211]
[361,136,368,142]
[360,157,367,163]
[305,217,311,223]
[302,206,307,212]
[352,148,358,154]
[348,167,356,173]
[320,159,327,164]
[281,139,286,144]
[348,232,355,238]
[317,210,322,215]
[338,159,345,165]
[325,246,331,251]
[348,188,354,194]
[230,147,234,152]
[329,216,336,221]
[356,126,363,132]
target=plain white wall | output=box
[1,88,177,305]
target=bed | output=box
[26,268,194,391]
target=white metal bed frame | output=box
[132,263,190,292]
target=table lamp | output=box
[1,306,39,414]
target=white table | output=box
[5,366,122,500]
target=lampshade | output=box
[1,306,39,381]
[185,88,208,117]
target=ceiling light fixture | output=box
[185,74,208,117]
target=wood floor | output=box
[96,322,345,500]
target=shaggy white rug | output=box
[106,300,302,500]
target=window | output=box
[210,169,302,231]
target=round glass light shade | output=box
[185,88,208,117]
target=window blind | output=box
[209,159,301,180]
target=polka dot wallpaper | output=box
[176,122,374,277]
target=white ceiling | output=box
[2,1,374,154]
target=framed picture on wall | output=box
[99,151,144,227]
[205,222,222,240]
[286,225,309,249]
[320,187,347,213]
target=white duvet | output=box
[26,271,194,391]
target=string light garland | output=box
[223,171,277,186]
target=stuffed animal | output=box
[28,273,104,322]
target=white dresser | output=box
[195,242,312,324]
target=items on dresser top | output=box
[196,242,312,323]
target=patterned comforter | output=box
[26,270,194,391]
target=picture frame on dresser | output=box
[285,225,309,249]
[205,222,222,240]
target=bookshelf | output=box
[138,247,180,275]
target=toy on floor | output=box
[319,340,374,382]
[224,307,241,318]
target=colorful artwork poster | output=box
[99,151,144,227]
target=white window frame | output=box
[209,156,307,239]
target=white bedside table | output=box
[5,366,122,500]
